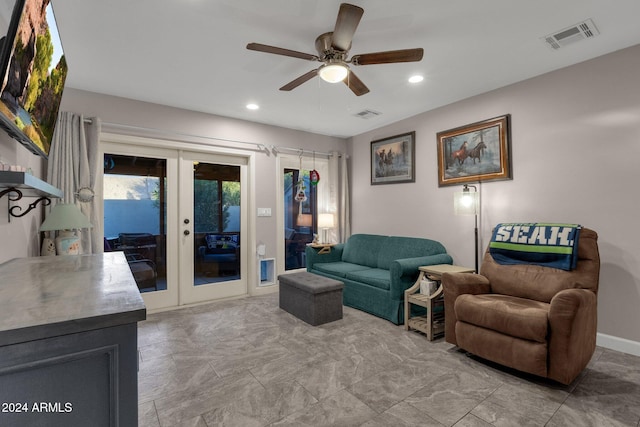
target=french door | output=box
[178,151,248,305]
[102,138,248,310]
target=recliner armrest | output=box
[547,288,598,384]
[443,272,491,295]
[442,272,491,345]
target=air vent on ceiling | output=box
[543,19,599,50]
[353,109,381,119]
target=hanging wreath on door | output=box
[310,151,320,186]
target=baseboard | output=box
[596,332,640,357]
[250,283,279,297]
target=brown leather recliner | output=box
[442,228,600,385]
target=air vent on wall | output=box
[543,19,599,50]
[353,109,381,119]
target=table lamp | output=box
[40,203,93,255]
[296,213,313,227]
[317,213,335,244]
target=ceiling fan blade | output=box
[280,69,319,91]
[246,43,318,61]
[331,3,364,52]
[351,48,424,65]
[344,70,369,96]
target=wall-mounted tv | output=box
[0,0,67,159]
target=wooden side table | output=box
[404,264,474,340]
[307,243,335,254]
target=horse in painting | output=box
[467,141,487,164]
[452,141,468,165]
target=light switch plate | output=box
[257,208,272,217]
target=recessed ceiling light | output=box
[246,103,259,110]
[408,75,424,83]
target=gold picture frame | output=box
[437,115,512,186]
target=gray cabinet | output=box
[0,252,146,426]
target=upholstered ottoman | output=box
[278,272,344,326]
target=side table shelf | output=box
[404,264,475,341]
[405,282,445,341]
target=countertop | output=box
[0,252,146,347]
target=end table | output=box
[307,243,335,254]
[404,264,474,340]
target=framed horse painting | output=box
[371,131,416,185]
[436,114,512,187]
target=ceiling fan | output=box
[246,3,424,96]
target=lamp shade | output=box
[296,213,313,227]
[40,203,93,231]
[454,189,478,215]
[317,213,335,229]
[318,63,349,83]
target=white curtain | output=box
[47,112,102,254]
[328,152,350,243]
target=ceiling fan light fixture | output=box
[247,4,422,95]
[319,63,349,83]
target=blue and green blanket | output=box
[489,223,581,271]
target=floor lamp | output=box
[454,184,479,273]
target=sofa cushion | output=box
[313,262,371,278]
[342,234,385,268]
[455,294,550,343]
[345,268,391,291]
[376,236,447,270]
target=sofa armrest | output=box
[442,272,491,345]
[305,243,344,270]
[547,288,598,384]
[388,253,454,300]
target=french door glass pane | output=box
[284,169,316,270]
[193,162,241,285]
[103,154,167,293]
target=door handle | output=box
[184,230,190,236]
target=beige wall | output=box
[58,89,347,284]
[2,43,638,352]
[0,134,46,262]
[348,44,640,348]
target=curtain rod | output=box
[82,117,340,158]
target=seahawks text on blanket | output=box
[489,223,581,271]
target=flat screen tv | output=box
[0,0,67,159]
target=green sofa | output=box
[305,234,453,324]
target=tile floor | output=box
[138,293,640,427]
